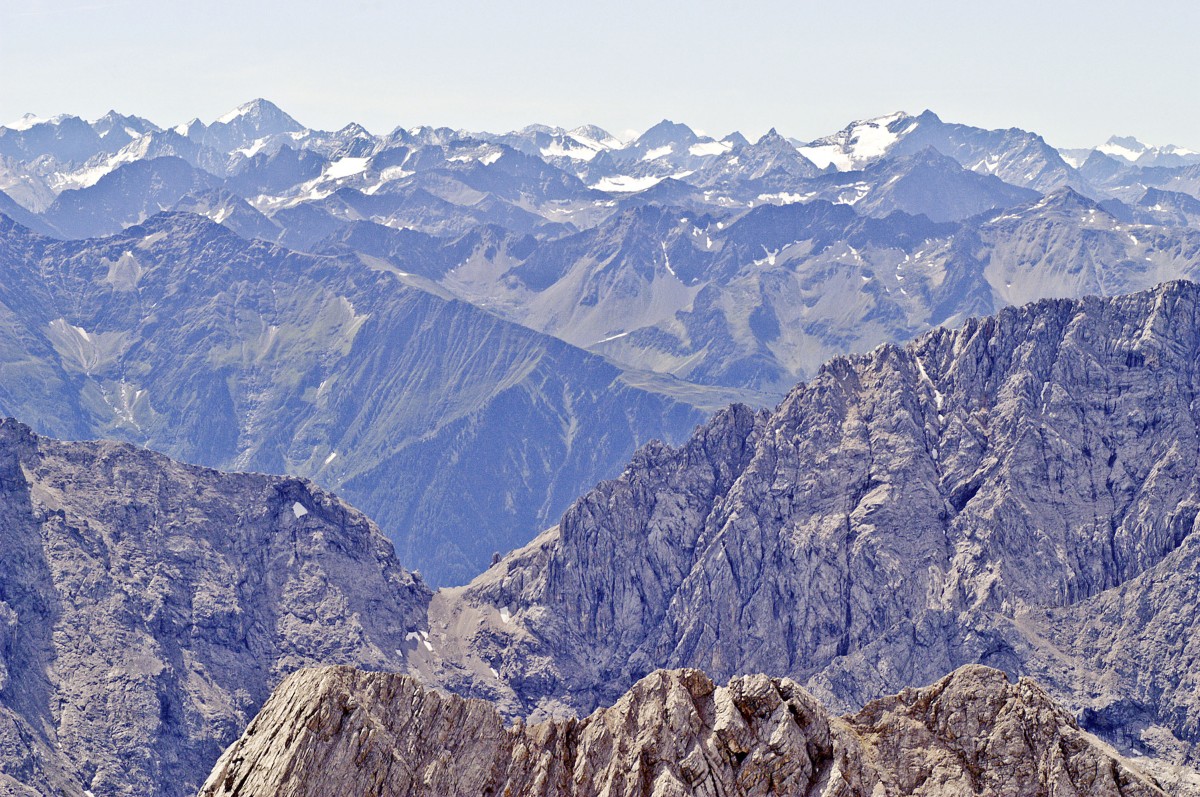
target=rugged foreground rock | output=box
[419,280,1200,776]
[200,664,1165,797]
[0,419,429,797]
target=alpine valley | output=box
[1,101,1200,796]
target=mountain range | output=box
[2,103,1200,585]
[6,101,1200,396]
[0,212,718,586]
[3,281,1200,794]
[2,101,1200,795]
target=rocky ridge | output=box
[418,279,1200,776]
[0,418,428,797]
[199,663,1165,797]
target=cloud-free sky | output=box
[1,0,1195,148]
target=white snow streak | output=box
[591,174,664,192]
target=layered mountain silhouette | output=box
[2,102,1200,795]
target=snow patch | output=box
[5,113,48,131]
[1097,140,1145,162]
[541,138,600,161]
[404,630,433,651]
[499,607,511,624]
[758,191,812,205]
[597,330,631,344]
[237,138,269,158]
[570,126,623,149]
[291,502,308,518]
[216,102,259,124]
[378,165,413,182]
[798,111,908,170]
[324,156,370,179]
[688,140,732,157]
[913,355,944,410]
[641,144,674,161]
[324,451,338,465]
[591,174,664,193]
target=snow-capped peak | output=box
[687,139,733,157]
[1097,136,1148,162]
[796,111,916,171]
[173,118,203,136]
[1095,135,1198,165]
[213,98,299,129]
[4,113,50,131]
[216,100,265,125]
[3,113,74,131]
[569,124,623,149]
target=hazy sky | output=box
[1,0,1196,148]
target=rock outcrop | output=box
[0,418,429,797]
[200,664,1165,797]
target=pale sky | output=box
[1,0,1196,149]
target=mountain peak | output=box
[1097,135,1148,162]
[636,118,698,148]
[1016,185,1108,218]
[901,145,961,168]
[2,112,70,131]
[752,127,795,151]
[723,130,751,148]
[569,124,622,148]
[796,111,914,170]
[213,98,301,130]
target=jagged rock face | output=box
[0,419,429,797]
[428,280,1200,772]
[199,664,1165,797]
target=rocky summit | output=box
[199,663,1165,797]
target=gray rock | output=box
[0,418,428,797]
[426,280,1200,780]
[199,663,1166,797]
